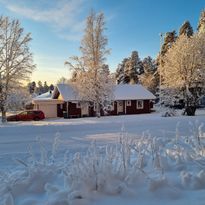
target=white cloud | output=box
[0,0,88,41]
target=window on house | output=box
[19,111,27,115]
[118,101,123,106]
[76,102,81,108]
[126,100,131,106]
[137,100,144,109]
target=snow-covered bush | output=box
[161,108,177,117]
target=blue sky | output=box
[0,0,204,84]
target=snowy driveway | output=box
[0,112,205,170]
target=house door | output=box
[117,101,123,114]
[81,103,89,116]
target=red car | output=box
[7,110,45,121]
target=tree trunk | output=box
[1,109,7,123]
[184,106,196,116]
[96,103,101,118]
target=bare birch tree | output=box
[160,33,205,115]
[0,16,35,122]
[65,11,112,117]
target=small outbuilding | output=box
[32,91,64,118]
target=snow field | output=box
[1,117,205,205]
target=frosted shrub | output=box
[64,141,131,195]
[63,122,205,198]
[0,136,66,205]
[64,133,168,196]
[161,108,177,117]
[188,121,204,149]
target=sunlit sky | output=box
[0,0,204,85]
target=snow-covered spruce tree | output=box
[132,51,144,75]
[156,31,177,68]
[179,21,193,37]
[116,51,143,85]
[0,16,35,123]
[198,9,205,33]
[139,56,158,94]
[115,58,128,84]
[142,56,156,74]
[43,81,49,93]
[36,81,44,95]
[27,81,36,95]
[160,33,205,115]
[65,11,113,117]
[160,31,177,57]
[124,51,143,84]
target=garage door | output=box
[39,104,57,118]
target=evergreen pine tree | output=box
[131,51,143,75]
[115,58,129,84]
[160,31,177,56]
[198,9,205,33]
[124,51,142,84]
[49,84,54,91]
[142,56,156,74]
[27,81,36,94]
[37,81,43,95]
[179,21,193,37]
[115,51,143,85]
[43,81,49,93]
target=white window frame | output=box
[136,100,144,109]
[94,103,97,111]
[126,100,131,106]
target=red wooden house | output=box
[33,84,155,118]
[108,84,155,115]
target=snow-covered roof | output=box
[54,84,79,101]
[54,83,155,101]
[33,91,53,100]
[114,84,156,100]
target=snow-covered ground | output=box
[0,110,205,205]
